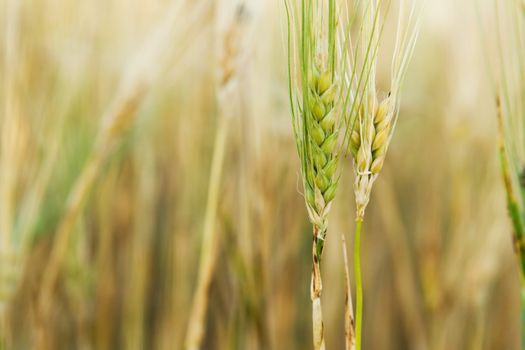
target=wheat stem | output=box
[496,96,525,278]
[342,234,356,350]
[185,3,251,347]
[185,114,229,350]
[311,224,325,350]
[354,219,363,350]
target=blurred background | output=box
[0,0,520,349]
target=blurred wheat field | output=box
[0,0,521,349]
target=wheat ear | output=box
[286,0,342,348]
[346,1,422,349]
[307,64,339,350]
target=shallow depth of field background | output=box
[0,0,519,349]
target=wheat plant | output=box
[285,0,395,347]
[185,2,255,349]
[494,0,525,345]
[346,1,421,349]
[285,0,343,348]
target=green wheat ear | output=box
[304,65,339,226]
[304,63,340,262]
[285,0,344,349]
[286,0,342,253]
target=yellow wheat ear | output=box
[344,1,422,349]
[351,0,422,221]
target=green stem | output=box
[354,219,363,350]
